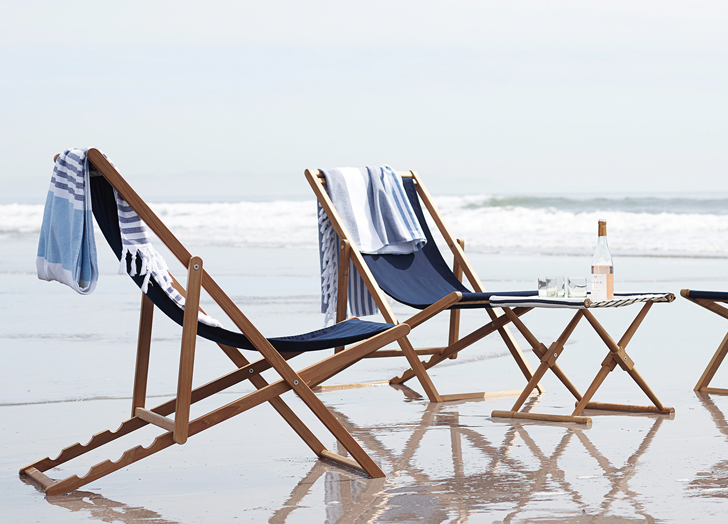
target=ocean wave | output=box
[4,196,728,257]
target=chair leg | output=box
[492,311,591,424]
[335,240,350,353]
[491,307,543,393]
[580,308,674,415]
[448,239,465,360]
[388,336,443,402]
[695,331,728,392]
[132,292,154,417]
[573,356,617,416]
[174,256,203,445]
[391,307,532,383]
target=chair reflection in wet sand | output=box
[21,481,177,524]
[271,389,666,522]
[686,393,728,498]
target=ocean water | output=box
[3,193,728,258]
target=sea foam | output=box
[3,195,728,257]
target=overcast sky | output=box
[2,1,727,202]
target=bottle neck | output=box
[598,221,607,237]
[593,236,613,265]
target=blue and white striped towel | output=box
[37,148,98,294]
[38,148,222,328]
[318,166,426,325]
[114,188,222,328]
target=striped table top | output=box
[488,292,675,310]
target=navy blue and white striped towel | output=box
[318,166,426,325]
[38,148,222,328]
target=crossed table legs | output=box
[491,294,675,424]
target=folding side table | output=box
[489,292,675,424]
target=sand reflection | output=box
[686,393,728,499]
[21,478,178,524]
[269,388,668,523]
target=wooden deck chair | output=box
[20,149,412,495]
[681,289,728,394]
[306,168,541,403]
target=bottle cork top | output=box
[598,220,607,237]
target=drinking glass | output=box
[556,276,566,298]
[568,277,587,298]
[538,277,558,298]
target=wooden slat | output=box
[21,467,55,491]
[135,408,175,432]
[365,347,446,358]
[319,450,367,474]
[440,389,534,402]
[582,402,674,414]
[312,381,389,392]
[491,410,592,425]
[700,387,728,395]
[406,291,462,330]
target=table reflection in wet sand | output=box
[269,386,670,523]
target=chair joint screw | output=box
[193,264,200,270]
[248,368,254,374]
[293,379,299,386]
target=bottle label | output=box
[591,274,608,301]
[591,266,613,274]
[591,265,614,299]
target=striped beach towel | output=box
[318,166,426,325]
[37,148,98,294]
[38,148,222,328]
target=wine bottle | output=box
[591,219,613,300]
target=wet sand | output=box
[3,237,728,522]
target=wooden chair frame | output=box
[491,301,675,424]
[20,149,413,495]
[306,168,541,403]
[682,289,728,394]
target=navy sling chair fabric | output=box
[90,175,395,353]
[363,178,534,310]
[685,290,728,302]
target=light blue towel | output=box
[36,148,222,328]
[36,148,98,294]
[318,166,426,325]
